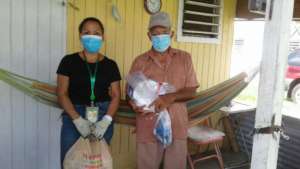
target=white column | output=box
[251,0,294,169]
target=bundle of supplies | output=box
[126,72,175,147]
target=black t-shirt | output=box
[56,53,121,105]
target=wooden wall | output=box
[0,0,236,169]
[66,0,236,168]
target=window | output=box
[177,0,223,43]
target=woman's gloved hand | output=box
[93,115,112,139]
[72,116,92,137]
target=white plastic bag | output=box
[126,72,158,112]
[126,72,175,147]
[126,72,175,112]
[153,109,172,147]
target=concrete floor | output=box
[189,151,250,169]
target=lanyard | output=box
[83,53,99,105]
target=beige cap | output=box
[148,12,171,30]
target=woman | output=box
[56,17,121,166]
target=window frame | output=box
[176,0,224,44]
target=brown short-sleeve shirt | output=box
[129,48,199,143]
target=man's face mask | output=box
[81,35,103,54]
[151,34,171,53]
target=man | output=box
[128,12,199,169]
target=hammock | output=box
[0,67,258,126]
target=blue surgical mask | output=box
[81,35,103,53]
[151,34,171,53]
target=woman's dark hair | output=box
[78,17,104,34]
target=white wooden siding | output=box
[0,0,66,169]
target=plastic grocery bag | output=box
[126,72,159,112]
[126,72,175,147]
[126,72,175,112]
[63,137,113,169]
[153,109,172,148]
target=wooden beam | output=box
[294,0,300,20]
[251,0,294,169]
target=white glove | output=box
[93,115,112,139]
[73,116,92,137]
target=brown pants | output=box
[137,139,187,169]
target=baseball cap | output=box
[148,12,171,30]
